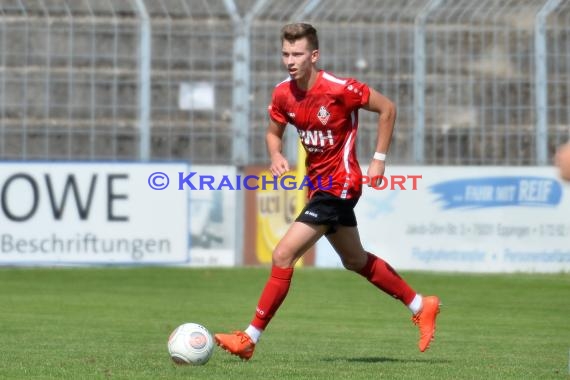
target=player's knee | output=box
[341,255,367,272]
[342,261,361,272]
[272,246,295,267]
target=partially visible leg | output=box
[215,222,327,360]
[326,226,416,305]
[251,222,327,331]
[326,226,440,352]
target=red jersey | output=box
[268,70,370,199]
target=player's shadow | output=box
[322,356,451,364]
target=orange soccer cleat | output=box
[214,331,256,360]
[412,295,441,352]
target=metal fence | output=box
[0,0,569,165]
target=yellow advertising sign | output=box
[255,143,307,264]
[255,175,298,263]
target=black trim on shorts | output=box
[295,191,359,235]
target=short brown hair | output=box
[281,23,319,51]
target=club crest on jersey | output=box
[317,106,330,125]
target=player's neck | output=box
[295,68,320,91]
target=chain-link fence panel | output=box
[0,0,569,165]
[0,0,141,159]
[142,0,235,163]
[546,0,570,158]
[421,0,545,165]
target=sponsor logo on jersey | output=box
[298,129,334,149]
[317,106,330,125]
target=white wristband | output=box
[373,152,386,161]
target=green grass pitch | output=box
[0,267,568,379]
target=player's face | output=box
[281,38,318,82]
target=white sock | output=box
[244,325,262,344]
[408,294,423,315]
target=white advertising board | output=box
[0,162,188,265]
[316,166,570,273]
[187,165,237,267]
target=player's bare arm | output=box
[266,118,290,177]
[555,142,570,181]
[363,88,397,186]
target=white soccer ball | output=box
[167,323,215,365]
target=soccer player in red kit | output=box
[215,23,441,360]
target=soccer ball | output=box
[167,323,215,365]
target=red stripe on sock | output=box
[357,252,416,305]
[251,265,294,330]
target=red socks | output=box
[250,254,414,331]
[357,252,416,305]
[251,265,294,330]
